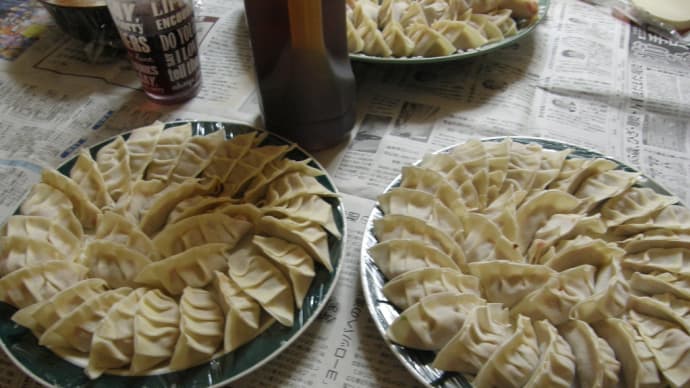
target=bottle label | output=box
[108,0,201,97]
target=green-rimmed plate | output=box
[349,0,550,64]
[360,136,677,388]
[0,121,346,387]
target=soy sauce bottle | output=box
[243,0,356,151]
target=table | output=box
[0,0,689,387]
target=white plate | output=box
[360,136,675,388]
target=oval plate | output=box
[0,121,346,388]
[349,0,550,64]
[360,136,677,388]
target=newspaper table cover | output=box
[0,0,689,387]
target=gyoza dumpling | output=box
[20,182,71,217]
[257,215,332,272]
[86,288,148,378]
[152,213,253,259]
[445,138,489,171]
[168,130,226,184]
[377,0,409,25]
[467,261,555,308]
[629,271,690,301]
[515,190,581,254]
[70,149,114,210]
[476,9,518,39]
[373,214,465,271]
[134,243,229,295]
[622,229,690,254]
[483,186,523,242]
[569,259,630,323]
[623,247,690,276]
[12,278,108,338]
[347,17,365,52]
[2,215,81,259]
[261,194,341,239]
[81,240,152,288]
[242,158,323,204]
[139,177,222,236]
[483,139,513,202]
[95,136,131,202]
[387,291,485,351]
[19,184,83,239]
[560,319,620,388]
[262,172,338,207]
[39,287,131,355]
[252,235,315,309]
[548,158,617,194]
[166,195,234,224]
[461,213,523,263]
[111,179,166,225]
[382,267,480,310]
[614,204,690,237]
[540,235,624,271]
[432,19,489,50]
[574,169,640,212]
[216,203,263,225]
[0,260,88,308]
[226,241,294,327]
[398,1,427,27]
[523,320,575,388]
[399,166,466,217]
[211,271,275,353]
[502,142,543,193]
[629,293,690,334]
[419,0,456,23]
[131,289,180,373]
[222,144,295,198]
[378,188,462,237]
[382,20,415,56]
[41,169,101,230]
[201,132,257,182]
[144,123,193,182]
[527,213,606,263]
[511,265,596,325]
[593,317,663,388]
[628,310,690,388]
[357,10,393,56]
[124,121,164,179]
[441,137,488,174]
[601,187,678,227]
[420,153,481,210]
[0,236,68,276]
[169,287,224,371]
[472,315,540,388]
[432,303,512,374]
[368,239,459,280]
[448,165,489,210]
[95,211,153,257]
[530,149,572,192]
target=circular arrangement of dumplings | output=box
[370,138,690,387]
[0,122,342,379]
[346,0,540,58]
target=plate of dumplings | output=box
[361,136,690,387]
[0,121,345,387]
[347,0,549,64]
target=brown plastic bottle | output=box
[243,0,356,151]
